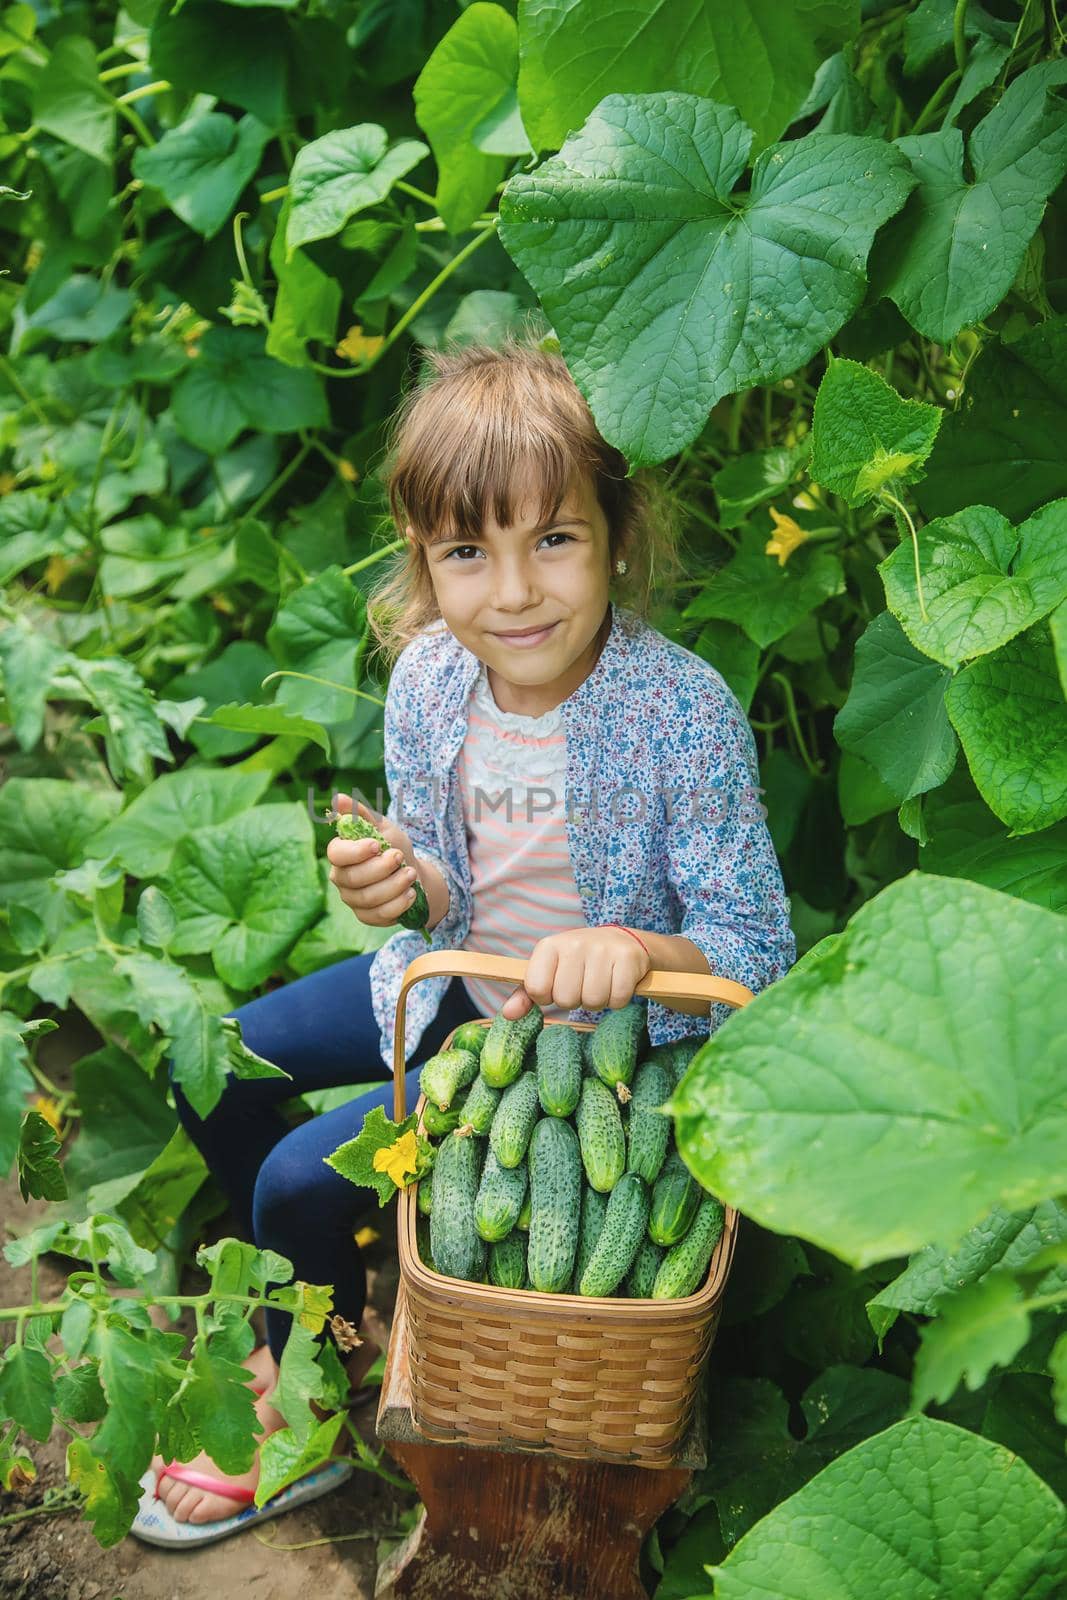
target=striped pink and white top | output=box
[457,663,587,1018]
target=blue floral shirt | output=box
[369,603,796,1064]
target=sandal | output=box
[129,1458,353,1549]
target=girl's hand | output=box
[501,927,651,1021]
[326,795,423,929]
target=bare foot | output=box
[150,1344,284,1525]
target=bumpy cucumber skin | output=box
[646,1036,705,1090]
[536,1026,583,1117]
[450,1021,488,1058]
[417,1177,433,1216]
[526,1117,582,1293]
[625,1060,672,1183]
[488,1231,528,1289]
[589,1000,648,1100]
[625,1237,665,1298]
[480,1005,544,1088]
[419,1048,479,1111]
[474,1148,528,1242]
[649,1150,702,1247]
[575,1077,625,1193]
[489,1071,541,1168]
[422,1093,468,1137]
[457,1074,501,1136]
[571,1186,609,1291]
[580,1029,597,1076]
[652,1195,725,1298]
[429,1131,486,1282]
[416,1214,435,1271]
[578,1172,650,1297]
[333,812,431,943]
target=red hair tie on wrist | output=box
[602,922,651,962]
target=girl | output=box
[135,334,796,1543]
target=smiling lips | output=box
[492,622,559,647]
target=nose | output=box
[491,552,538,612]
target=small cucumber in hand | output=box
[331,809,431,944]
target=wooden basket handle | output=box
[392,950,752,1120]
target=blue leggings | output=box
[170,951,481,1362]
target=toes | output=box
[188,1494,235,1524]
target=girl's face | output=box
[410,468,615,715]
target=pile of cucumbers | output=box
[414,999,725,1300]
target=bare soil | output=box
[0,1013,416,1600]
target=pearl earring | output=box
[614,557,628,576]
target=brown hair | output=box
[364,332,683,667]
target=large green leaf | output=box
[62,657,173,785]
[97,515,192,600]
[201,702,330,756]
[880,500,1067,668]
[163,803,321,989]
[833,611,957,804]
[414,3,515,233]
[918,319,1067,524]
[266,197,341,368]
[912,1273,1033,1409]
[286,125,428,256]
[181,1341,259,1476]
[63,1047,177,1196]
[870,1199,1067,1340]
[17,1110,67,1202]
[90,766,271,880]
[713,440,811,530]
[810,357,941,506]
[499,95,914,466]
[945,623,1067,834]
[265,565,369,723]
[671,872,1067,1268]
[171,327,327,454]
[149,3,291,127]
[0,617,66,750]
[682,523,844,648]
[921,764,1067,911]
[873,63,1067,342]
[168,642,278,760]
[517,0,860,156]
[0,1017,37,1177]
[33,35,114,166]
[132,113,272,240]
[0,779,122,941]
[708,1417,1067,1599]
[0,1345,55,1443]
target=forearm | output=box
[628,929,712,1018]
[414,852,451,932]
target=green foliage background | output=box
[1,0,1067,1586]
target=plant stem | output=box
[0,1492,84,1528]
[342,538,405,577]
[245,441,312,523]
[953,0,969,73]
[259,670,386,709]
[880,489,929,620]
[115,79,170,105]
[394,180,438,208]
[770,672,823,777]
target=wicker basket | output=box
[392,951,750,1468]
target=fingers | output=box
[501,988,532,1021]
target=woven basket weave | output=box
[393,951,749,1468]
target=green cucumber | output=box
[516,1192,531,1231]
[624,1237,665,1298]
[474,1149,528,1242]
[652,1196,726,1298]
[589,1000,648,1103]
[575,1076,625,1193]
[416,1214,435,1270]
[450,1020,488,1058]
[649,1150,702,1247]
[526,1117,582,1293]
[535,1025,583,1117]
[419,1048,479,1111]
[571,1186,609,1291]
[488,1231,528,1289]
[422,1093,468,1137]
[429,1131,486,1282]
[417,1177,433,1216]
[456,1074,500,1136]
[489,1071,541,1168]
[333,812,431,943]
[578,1172,650,1297]
[646,1036,705,1090]
[480,1005,544,1088]
[625,1060,671,1183]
